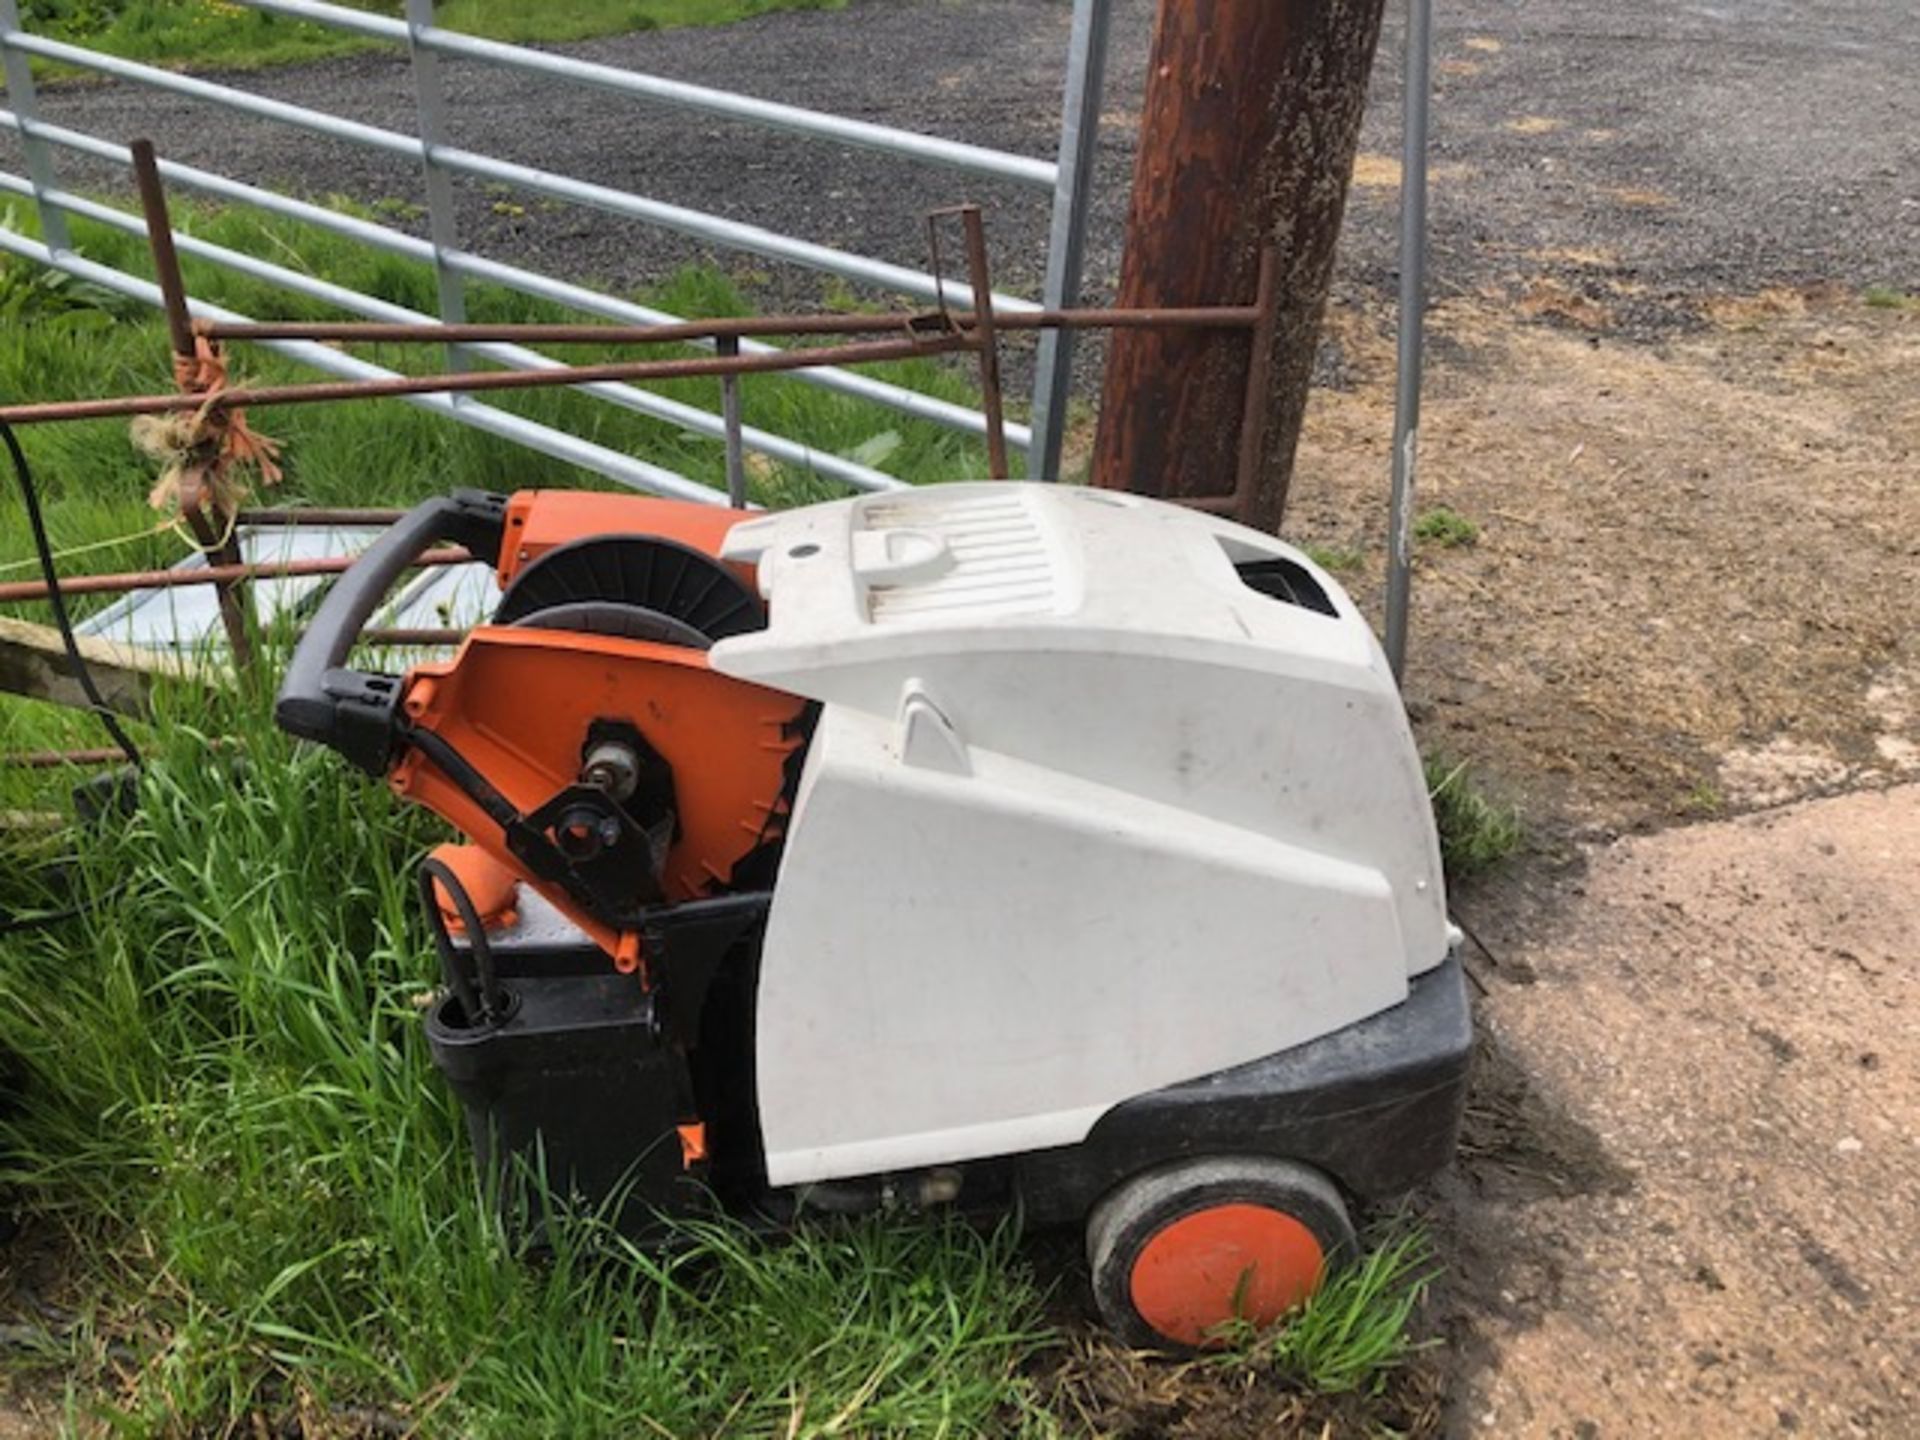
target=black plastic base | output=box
[1012,954,1474,1226]
[424,892,772,1235]
[424,945,1472,1240]
[426,973,703,1233]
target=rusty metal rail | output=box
[0,333,982,428]
[0,549,473,606]
[0,150,1276,735]
[0,156,1271,509]
[191,306,1258,349]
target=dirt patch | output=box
[1282,296,1919,1431]
[1349,153,1473,190]
[0,1220,88,1437]
[1031,1329,1447,1440]
[1456,1035,1636,1205]
[1429,785,1920,1434]
[1513,278,1615,330]
[1287,292,1920,843]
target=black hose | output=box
[0,880,130,937]
[0,413,142,936]
[417,855,504,1027]
[0,416,142,770]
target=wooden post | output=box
[0,616,205,717]
[1092,0,1389,532]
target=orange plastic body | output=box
[426,842,520,933]
[390,492,803,962]
[677,1122,709,1169]
[1127,1204,1326,1348]
[498,490,753,588]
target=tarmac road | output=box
[3,0,1914,320]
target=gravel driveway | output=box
[4,0,1914,317]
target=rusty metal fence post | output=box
[131,139,255,669]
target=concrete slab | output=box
[1448,786,1919,1436]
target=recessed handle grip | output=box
[274,490,508,774]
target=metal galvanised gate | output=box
[0,0,1116,503]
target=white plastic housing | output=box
[710,484,1448,1187]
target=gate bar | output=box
[196,305,1260,346]
[0,109,1024,444]
[0,333,981,425]
[403,0,471,370]
[238,0,1059,189]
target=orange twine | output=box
[138,335,283,523]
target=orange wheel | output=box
[1086,1156,1354,1350]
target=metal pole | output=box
[405,0,470,376]
[130,139,194,360]
[1227,248,1282,525]
[1029,0,1112,481]
[0,0,69,252]
[957,206,1010,480]
[131,138,255,668]
[1384,0,1431,684]
[717,336,747,508]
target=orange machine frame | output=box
[392,492,805,964]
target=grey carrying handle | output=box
[274,490,508,775]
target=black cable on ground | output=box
[0,413,143,936]
[0,881,131,938]
[0,415,142,770]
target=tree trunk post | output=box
[1093,0,1389,532]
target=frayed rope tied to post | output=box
[129,335,283,542]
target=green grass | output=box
[1425,754,1523,882]
[24,0,847,74]
[435,0,845,46]
[0,195,1438,1433]
[1861,285,1916,311]
[1301,541,1364,575]
[1411,505,1479,549]
[1218,1226,1436,1395]
[1678,780,1724,817]
[0,687,1049,1435]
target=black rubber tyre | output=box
[509,600,713,649]
[1085,1154,1356,1351]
